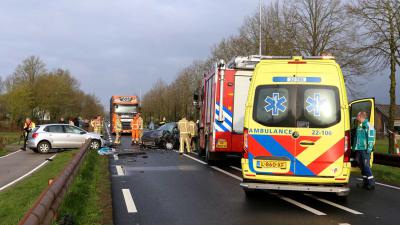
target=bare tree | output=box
[348,0,400,153]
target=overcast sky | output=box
[0,0,398,108]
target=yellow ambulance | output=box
[241,56,375,196]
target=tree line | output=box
[0,56,104,129]
[143,0,399,152]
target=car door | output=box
[64,125,86,148]
[349,98,375,167]
[45,125,67,148]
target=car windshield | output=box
[157,123,175,132]
[114,105,138,114]
[253,85,340,128]
[64,125,85,134]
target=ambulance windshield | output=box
[114,105,138,114]
[253,85,340,128]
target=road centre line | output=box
[271,193,327,216]
[304,194,363,215]
[0,150,22,159]
[122,189,138,213]
[0,154,57,192]
[210,166,243,181]
[230,166,242,172]
[178,150,335,216]
[116,165,124,176]
[356,178,400,190]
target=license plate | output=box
[216,139,227,148]
[257,160,287,170]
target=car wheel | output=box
[37,141,51,154]
[90,140,101,150]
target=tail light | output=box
[243,128,249,159]
[344,130,351,162]
[32,133,38,139]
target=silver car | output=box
[27,124,105,153]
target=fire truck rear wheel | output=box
[205,140,216,165]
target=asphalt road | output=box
[110,136,400,225]
[0,149,56,191]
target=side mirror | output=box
[80,131,86,135]
[173,128,179,134]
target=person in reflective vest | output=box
[353,111,376,190]
[21,118,36,151]
[92,116,102,134]
[188,120,197,152]
[178,117,191,154]
[114,115,122,145]
[131,114,139,145]
[137,113,144,144]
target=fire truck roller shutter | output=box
[233,71,253,133]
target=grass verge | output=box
[55,150,113,225]
[372,164,400,186]
[0,150,77,225]
[353,163,400,186]
[0,132,20,156]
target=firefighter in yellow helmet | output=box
[114,114,122,145]
[188,120,197,152]
[92,116,102,135]
[178,117,191,155]
[137,113,144,144]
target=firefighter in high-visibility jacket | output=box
[188,120,197,152]
[137,113,144,144]
[178,117,191,154]
[114,115,122,145]
[21,118,36,151]
[91,116,102,135]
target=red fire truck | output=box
[198,56,261,163]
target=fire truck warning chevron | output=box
[198,56,261,163]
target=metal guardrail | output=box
[18,139,92,225]
[374,152,400,167]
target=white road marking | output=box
[339,223,351,225]
[210,166,243,181]
[271,193,327,216]
[183,154,207,165]
[113,154,119,161]
[304,194,363,215]
[0,154,57,192]
[116,165,124,176]
[230,166,242,171]
[0,150,22,159]
[122,189,138,213]
[356,178,400,190]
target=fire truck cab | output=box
[198,56,261,163]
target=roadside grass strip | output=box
[56,150,113,225]
[122,189,138,213]
[0,151,75,225]
[304,194,363,215]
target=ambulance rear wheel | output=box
[243,188,261,199]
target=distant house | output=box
[375,104,400,136]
